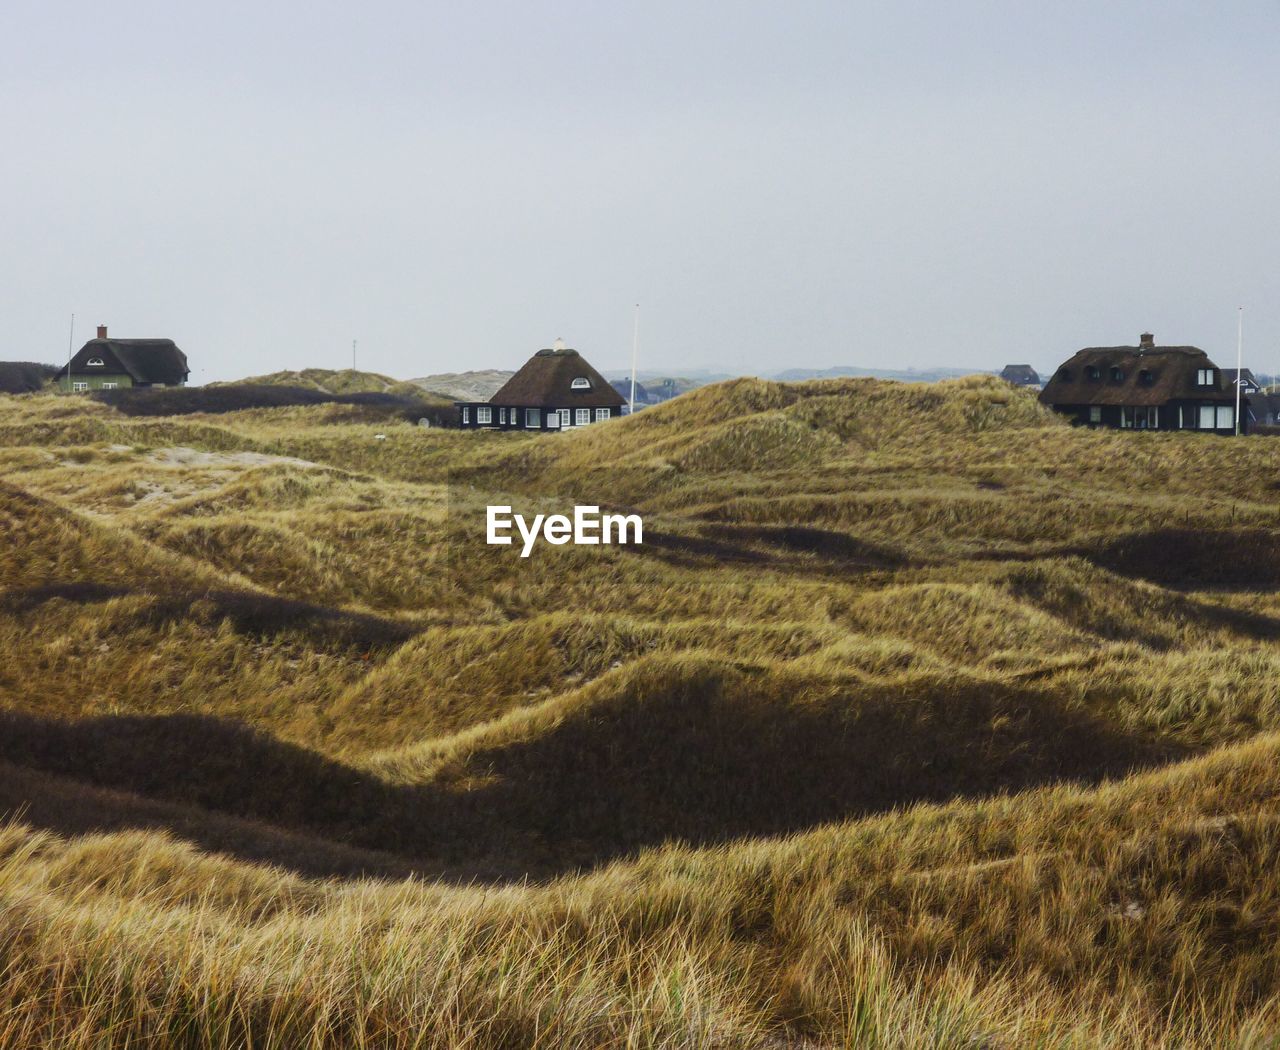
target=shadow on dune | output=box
[444,664,1184,871]
[1003,560,1280,649]
[0,582,417,651]
[1080,528,1280,592]
[628,524,909,576]
[0,666,1185,881]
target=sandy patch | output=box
[147,447,316,469]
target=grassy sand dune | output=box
[3,377,1280,1045]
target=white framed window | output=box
[525,408,541,428]
[1197,368,1215,386]
[557,409,570,428]
[595,408,610,421]
[575,408,590,426]
[571,377,591,390]
[1199,405,1216,429]
[547,411,560,428]
[86,357,104,367]
[1216,405,1234,430]
[72,381,88,391]
[1088,405,1101,423]
[499,408,507,424]
[101,382,118,390]
[462,407,470,424]
[477,406,491,424]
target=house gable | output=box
[67,337,189,387]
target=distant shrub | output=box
[90,384,456,425]
[0,361,59,394]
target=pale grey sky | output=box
[2,1,1278,382]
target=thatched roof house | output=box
[999,364,1041,387]
[1039,333,1244,434]
[457,339,626,430]
[62,326,189,391]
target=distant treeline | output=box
[90,384,456,425]
[0,362,58,394]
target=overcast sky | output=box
[2,1,1278,382]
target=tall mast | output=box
[629,304,639,416]
[65,313,75,391]
[1236,307,1243,436]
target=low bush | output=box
[90,383,455,425]
[0,362,59,394]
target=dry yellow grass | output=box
[3,376,1280,1046]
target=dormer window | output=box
[1138,369,1153,385]
[86,357,105,367]
[1110,367,1124,382]
[571,377,591,390]
[1085,366,1101,381]
[1196,368,1216,386]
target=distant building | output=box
[1247,393,1280,427]
[456,339,626,430]
[999,364,1041,387]
[61,326,189,392]
[1222,368,1262,395]
[1039,333,1246,434]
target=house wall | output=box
[457,403,620,430]
[60,373,134,392]
[1050,401,1246,434]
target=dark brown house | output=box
[1039,333,1244,434]
[456,340,626,431]
[60,325,190,392]
[999,364,1041,387]
[1222,368,1262,395]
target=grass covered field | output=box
[4,375,1280,1046]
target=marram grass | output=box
[2,376,1280,1046]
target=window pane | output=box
[526,409,540,427]
[1199,405,1215,429]
[595,408,610,421]
[1217,406,1234,429]
[576,409,590,425]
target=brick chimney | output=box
[1139,332,1154,350]
[96,324,108,340]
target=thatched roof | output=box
[71,338,189,385]
[999,364,1040,386]
[1039,343,1234,407]
[489,344,626,408]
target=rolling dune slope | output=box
[3,377,1280,1046]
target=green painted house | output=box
[60,326,190,392]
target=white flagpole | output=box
[629,304,639,416]
[65,313,75,392]
[1236,306,1243,436]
